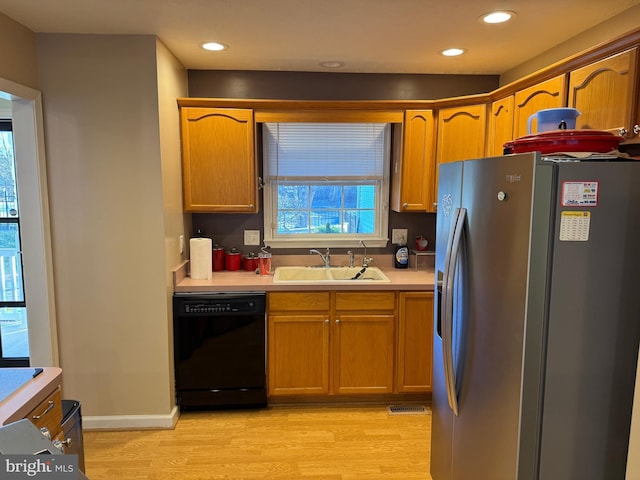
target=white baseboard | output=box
[83,406,180,430]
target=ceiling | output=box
[0,0,639,75]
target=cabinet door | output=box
[332,313,395,395]
[436,104,487,165]
[267,314,329,396]
[391,110,437,213]
[487,96,515,157]
[397,292,433,393]
[180,107,258,213]
[513,74,567,137]
[568,48,639,139]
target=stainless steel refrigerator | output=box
[431,152,640,480]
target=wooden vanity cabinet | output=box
[391,110,437,213]
[513,74,567,137]
[568,48,639,140]
[396,292,433,393]
[179,107,258,213]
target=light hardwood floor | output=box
[83,404,433,480]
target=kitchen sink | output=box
[273,266,391,284]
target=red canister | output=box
[212,245,225,271]
[243,252,259,271]
[225,248,242,271]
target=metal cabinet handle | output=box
[61,438,72,447]
[619,127,629,137]
[634,124,640,136]
[32,400,55,419]
[249,204,254,209]
[335,319,340,324]
[325,319,329,324]
[402,203,408,209]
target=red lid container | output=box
[225,248,242,271]
[504,129,624,155]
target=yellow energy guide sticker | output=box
[559,211,591,241]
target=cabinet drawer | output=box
[26,387,62,439]
[335,292,395,311]
[268,292,330,312]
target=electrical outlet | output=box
[244,230,261,246]
[392,228,408,245]
[179,235,185,255]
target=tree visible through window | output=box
[0,120,29,367]
[263,123,390,247]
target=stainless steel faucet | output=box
[347,250,355,267]
[309,248,331,267]
[360,240,373,267]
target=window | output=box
[263,123,390,248]
[0,120,29,366]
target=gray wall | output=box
[188,70,499,100]
[37,33,185,424]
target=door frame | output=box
[0,77,58,367]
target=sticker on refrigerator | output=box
[559,211,591,241]
[561,181,599,207]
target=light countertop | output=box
[174,255,435,292]
[0,367,62,425]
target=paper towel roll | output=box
[189,238,212,280]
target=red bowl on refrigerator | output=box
[504,129,624,154]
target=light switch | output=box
[244,230,261,246]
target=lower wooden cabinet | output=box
[267,290,432,399]
[267,292,330,396]
[26,386,63,442]
[396,292,433,393]
[333,292,396,394]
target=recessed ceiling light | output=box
[201,42,227,51]
[480,11,516,24]
[440,48,465,57]
[319,61,345,68]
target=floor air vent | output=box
[387,405,430,415]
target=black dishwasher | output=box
[172,291,266,409]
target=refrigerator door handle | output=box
[442,207,460,415]
[443,207,466,416]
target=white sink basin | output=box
[273,266,391,284]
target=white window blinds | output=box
[263,123,387,179]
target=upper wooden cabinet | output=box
[391,110,437,213]
[513,74,567,137]
[179,107,258,213]
[487,95,515,157]
[436,104,487,165]
[568,48,639,140]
